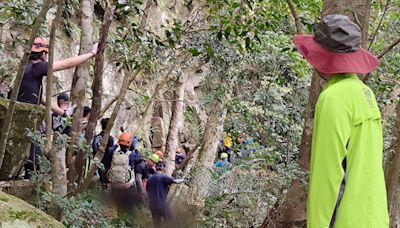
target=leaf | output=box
[190,48,201,56]
[165,30,175,47]
[217,31,223,40]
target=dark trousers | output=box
[150,207,172,228]
[24,143,41,179]
[111,186,136,215]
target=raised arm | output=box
[53,43,98,72]
[41,96,64,116]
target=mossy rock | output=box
[0,98,45,180]
[0,191,64,227]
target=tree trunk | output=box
[45,0,63,152]
[165,75,186,176]
[44,0,67,197]
[263,1,371,227]
[68,0,94,186]
[0,0,51,170]
[188,101,226,207]
[385,100,400,227]
[48,137,68,196]
[81,0,114,185]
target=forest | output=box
[0,0,399,227]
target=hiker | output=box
[175,146,185,165]
[237,132,255,158]
[24,92,73,179]
[146,161,185,227]
[79,106,91,135]
[223,132,233,162]
[18,37,96,178]
[214,152,230,168]
[51,92,73,134]
[129,136,140,152]
[93,118,117,189]
[134,153,160,202]
[155,150,164,161]
[108,132,136,215]
[16,37,97,113]
[294,15,389,227]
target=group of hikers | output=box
[14,36,192,226]
[214,131,256,170]
[9,13,391,227]
[94,128,185,226]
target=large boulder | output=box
[0,191,63,227]
[0,98,45,180]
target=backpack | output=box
[107,151,133,187]
[92,133,103,155]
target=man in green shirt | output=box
[294,15,389,227]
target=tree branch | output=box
[368,0,391,51]
[77,0,114,185]
[363,38,400,83]
[286,0,303,34]
[97,73,140,119]
[76,68,143,194]
[378,38,400,59]
[45,0,63,152]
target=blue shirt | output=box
[214,160,229,168]
[146,173,173,209]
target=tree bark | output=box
[0,0,51,170]
[385,100,400,227]
[45,0,67,197]
[263,1,372,227]
[80,0,114,185]
[45,0,63,151]
[68,0,94,185]
[48,136,68,196]
[164,75,186,176]
[286,0,303,34]
[188,101,226,207]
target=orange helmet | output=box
[155,150,164,159]
[118,132,132,147]
[31,37,49,53]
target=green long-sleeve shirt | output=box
[307,74,389,228]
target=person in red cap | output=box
[16,37,98,116]
[294,15,389,227]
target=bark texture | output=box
[48,137,67,196]
[46,0,67,197]
[0,0,51,170]
[45,0,63,151]
[165,75,186,176]
[81,0,114,188]
[67,0,94,185]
